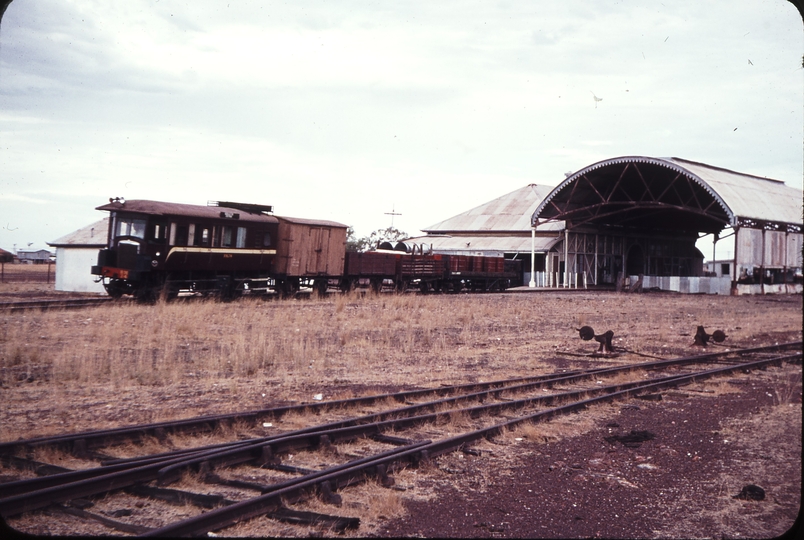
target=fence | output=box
[0,261,55,283]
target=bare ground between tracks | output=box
[1,289,801,537]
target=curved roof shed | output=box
[532,156,802,234]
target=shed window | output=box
[721,263,730,275]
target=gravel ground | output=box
[377,364,802,539]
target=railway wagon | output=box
[341,251,399,292]
[273,215,347,296]
[341,247,521,293]
[91,199,347,300]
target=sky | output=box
[1,0,802,261]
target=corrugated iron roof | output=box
[48,218,109,247]
[423,184,564,233]
[534,156,802,230]
[664,157,802,226]
[404,234,561,254]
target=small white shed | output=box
[48,218,108,294]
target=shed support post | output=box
[760,229,766,294]
[529,227,535,288]
[783,229,789,288]
[712,233,718,274]
[731,226,739,295]
[564,229,569,288]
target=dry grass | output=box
[514,404,608,444]
[1,292,801,443]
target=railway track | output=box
[0,297,118,312]
[1,341,800,536]
[0,283,550,312]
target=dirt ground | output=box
[0,289,801,537]
[376,365,802,539]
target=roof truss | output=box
[536,161,732,234]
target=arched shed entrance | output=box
[532,156,802,294]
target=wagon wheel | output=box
[395,280,408,294]
[106,287,124,299]
[159,285,179,301]
[369,278,383,294]
[313,278,328,297]
[220,279,243,302]
[159,274,180,301]
[277,278,299,299]
[339,279,353,293]
[419,281,430,294]
[104,279,126,299]
[135,285,158,304]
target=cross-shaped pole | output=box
[385,205,402,228]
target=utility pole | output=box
[385,205,402,228]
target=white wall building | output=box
[48,218,108,294]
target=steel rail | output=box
[0,297,116,312]
[0,365,709,513]
[3,340,797,459]
[0,367,609,455]
[2,341,798,499]
[142,351,800,537]
[4,349,797,520]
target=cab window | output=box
[150,222,167,243]
[196,227,210,247]
[221,226,234,248]
[115,217,147,239]
[174,224,189,246]
[255,230,271,248]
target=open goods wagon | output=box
[341,248,520,293]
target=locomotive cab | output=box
[92,212,172,298]
[92,199,281,300]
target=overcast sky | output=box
[1,1,802,258]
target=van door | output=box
[307,227,329,275]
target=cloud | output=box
[0,193,50,204]
[0,0,800,251]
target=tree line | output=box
[346,226,408,252]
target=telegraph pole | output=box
[385,205,401,228]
